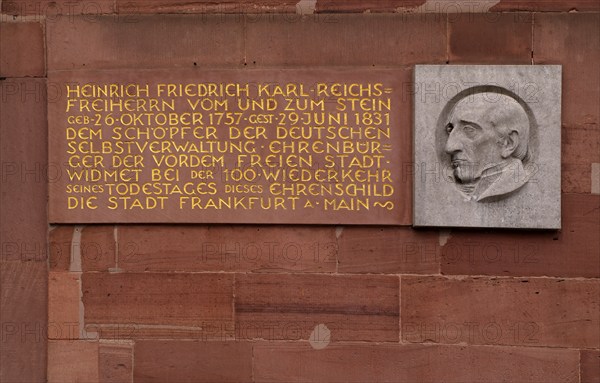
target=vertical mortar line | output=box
[437,238,442,275]
[251,340,256,383]
[113,225,119,269]
[335,227,341,274]
[577,349,581,383]
[232,273,237,341]
[446,11,450,64]
[531,12,535,65]
[42,16,47,78]
[398,275,402,344]
[70,225,85,338]
[130,340,135,383]
[242,11,248,66]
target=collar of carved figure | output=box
[451,158,532,202]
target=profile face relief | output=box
[443,92,532,201]
[444,97,506,183]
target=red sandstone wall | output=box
[1,1,599,382]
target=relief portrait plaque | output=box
[48,69,410,224]
[413,65,562,229]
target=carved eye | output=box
[445,123,454,134]
[463,124,478,137]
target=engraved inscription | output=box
[49,70,406,224]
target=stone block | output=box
[401,276,600,348]
[82,273,234,339]
[99,341,133,383]
[534,14,599,126]
[117,225,337,273]
[134,341,252,382]
[441,194,600,278]
[337,226,439,274]
[581,350,600,383]
[46,15,245,71]
[253,342,579,382]
[0,22,45,77]
[48,271,80,340]
[235,273,399,342]
[245,14,446,67]
[49,226,74,271]
[47,340,99,383]
[0,262,47,382]
[448,13,532,64]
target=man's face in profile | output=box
[444,97,504,183]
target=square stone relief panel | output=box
[414,65,561,229]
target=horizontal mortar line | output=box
[435,273,600,281]
[0,75,47,79]
[75,270,600,281]
[45,65,415,74]
[252,339,597,352]
[88,323,209,331]
[43,334,598,352]
[79,271,387,276]
[0,15,50,22]
[234,304,399,317]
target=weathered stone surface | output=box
[534,14,600,194]
[0,77,47,382]
[490,0,600,12]
[235,274,399,342]
[337,226,439,274]
[46,15,245,71]
[48,272,80,340]
[448,13,532,64]
[116,0,295,14]
[253,342,579,382]
[47,340,99,383]
[414,65,561,229]
[1,79,48,261]
[50,226,120,272]
[534,14,599,126]
[580,350,600,383]
[80,226,116,272]
[49,226,74,271]
[441,193,600,278]
[134,341,253,382]
[245,14,447,67]
[117,225,337,273]
[562,127,600,193]
[401,276,599,348]
[0,262,47,382]
[82,273,234,339]
[99,341,133,383]
[0,22,45,77]
[315,0,424,13]
[2,0,114,16]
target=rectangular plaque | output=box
[413,65,562,229]
[48,69,408,224]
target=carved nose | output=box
[445,129,462,154]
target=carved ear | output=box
[501,131,519,158]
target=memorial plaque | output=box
[48,69,409,224]
[414,65,562,229]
